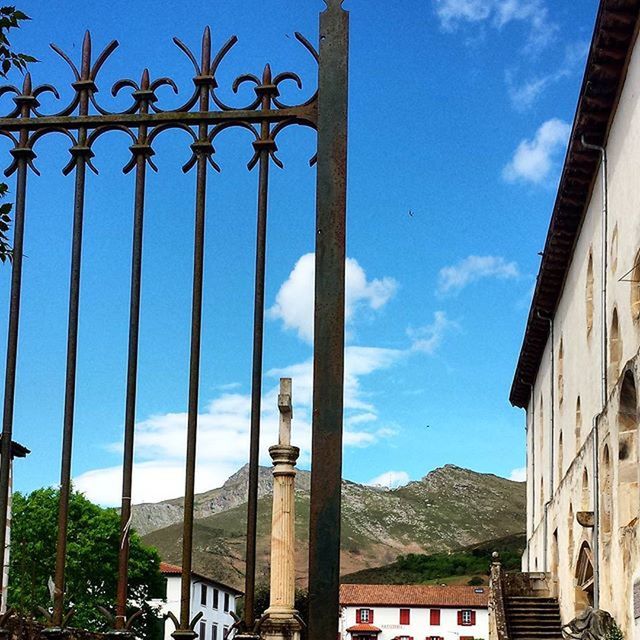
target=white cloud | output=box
[76,347,406,506]
[76,255,449,507]
[438,255,519,295]
[434,0,557,53]
[367,470,410,489]
[408,311,455,354]
[509,467,526,482]
[268,253,397,343]
[502,118,570,185]
[507,41,589,110]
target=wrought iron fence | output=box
[0,2,348,640]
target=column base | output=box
[260,614,301,640]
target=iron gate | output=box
[0,2,348,640]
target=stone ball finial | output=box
[492,551,500,560]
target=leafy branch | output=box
[0,6,35,263]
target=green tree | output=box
[0,6,36,262]
[8,487,165,637]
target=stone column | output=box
[261,378,301,640]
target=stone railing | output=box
[502,571,553,598]
[489,553,509,640]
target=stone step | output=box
[507,597,558,602]
[511,633,563,638]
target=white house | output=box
[339,584,489,640]
[1,438,30,613]
[157,562,242,640]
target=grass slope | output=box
[340,533,526,585]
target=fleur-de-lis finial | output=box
[81,31,92,79]
[323,0,345,9]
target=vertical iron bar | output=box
[243,64,274,632]
[0,132,30,595]
[115,71,151,629]
[175,28,212,639]
[53,32,93,627]
[53,153,87,627]
[307,3,348,640]
[178,153,206,634]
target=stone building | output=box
[509,0,640,637]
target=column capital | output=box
[269,444,300,468]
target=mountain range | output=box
[136,464,526,591]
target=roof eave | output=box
[510,0,640,409]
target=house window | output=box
[201,584,207,606]
[356,608,373,623]
[224,592,230,612]
[430,609,441,625]
[213,588,219,609]
[223,627,229,639]
[400,608,410,625]
[212,624,218,640]
[199,621,207,640]
[459,610,475,626]
[430,636,445,640]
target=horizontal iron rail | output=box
[0,106,316,132]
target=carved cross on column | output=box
[262,378,301,640]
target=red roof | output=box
[346,624,382,633]
[340,584,488,608]
[159,562,243,595]
[160,562,182,575]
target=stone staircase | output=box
[505,596,563,640]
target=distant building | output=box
[1,438,30,613]
[509,0,640,636]
[156,562,242,640]
[339,584,489,640]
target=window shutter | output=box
[370,609,374,624]
[430,609,441,625]
[356,609,362,624]
[458,611,463,625]
[400,609,410,625]
[471,611,476,625]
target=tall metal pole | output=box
[53,32,93,627]
[174,27,212,640]
[243,63,275,634]
[115,69,151,630]
[0,70,33,587]
[307,2,348,640]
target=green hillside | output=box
[341,533,526,585]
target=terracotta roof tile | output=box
[160,562,182,575]
[159,562,243,595]
[339,584,488,608]
[346,624,382,633]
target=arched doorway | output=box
[575,541,595,614]
[618,370,639,527]
[602,444,612,535]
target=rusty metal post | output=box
[242,64,276,637]
[114,69,152,634]
[0,78,32,588]
[53,32,94,628]
[307,2,349,640]
[173,27,213,640]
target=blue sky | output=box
[1,0,598,505]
